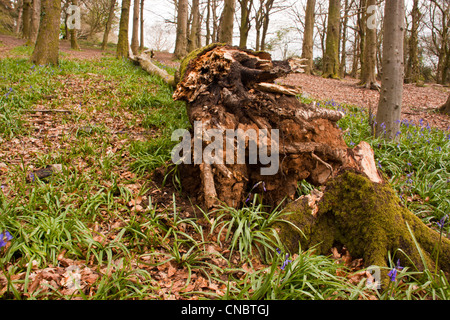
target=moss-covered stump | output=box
[277,170,450,285]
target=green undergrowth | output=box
[0,50,449,299]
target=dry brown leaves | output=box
[280,73,450,131]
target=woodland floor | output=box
[0,34,449,300]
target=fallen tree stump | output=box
[169,44,449,284]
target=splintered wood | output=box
[173,44,382,209]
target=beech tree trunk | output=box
[375,0,405,139]
[131,0,140,55]
[301,0,316,75]
[405,0,421,84]
[117,0,131,58]
[70,0,80,50]
[219,0,236,45]
[238,0,253,49]
[28,0,40,44]
[359,0,379,90]
[322,0,341,79]
[22,0,32,40]
[174,0,189,59]
[102,0,116,51]
[188,0,200,52]
[30,0,61,66]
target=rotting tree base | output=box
[170,44,449,283]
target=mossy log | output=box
[276,170,450,285]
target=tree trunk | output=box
[174,0,188,59]
[171,44,450,287]
[301,0,316,75]
[14,0,23,35]
[439,93,450,115]
[322,0,341,78]
[28,0,40,44]
[140,0,145,51]
[102,0,117,51]
[188,0,200,52]
[131,0,140,55]
[30,0,61,66]
[375,0,405,139]
[357,0,366,80]
[359,0,379,90]
[22,0,32,40]
[219,0,236,44]
[405,0,420,84]
[276,170,450,287]
[339,0,349,78]
[69,0,80,50]
[117,0,131,58]
[239,0,252,49]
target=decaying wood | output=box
[173,44,382,209]
[129,50,175,87]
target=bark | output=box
[359,0,379,90]
[116,0,131,58]
[339,0,349,78]
[101,0,116,51]
[14,0,23,35]
[219,0,236,44]
[30,0,61,66]
[322,0,341,79]
[28,0,40,44]
[375,0,405,139]
[174,0,188,59]
[140,0,145,51]
[131,0,140,55]
[70,0,80,50]
[22,0,31,39]
[439,94,450,115]
[238,0,253,49]
[188,0,200,52]
[206,0,211,45]
[301,0,316,75]
[405,0,421,84]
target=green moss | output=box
[277,171,450,285]
[176,43,227,85]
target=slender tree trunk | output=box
[350,29,360,78]
[102,0,116,51]
[22,0,32,40]
[14,0,23,35]
[188,0,200,52]
[375,0,405,139]
[30,0,61,65]
[359,0,379,89]
[131,0,140,55]
[357,0,366,80]
[69,0,80,50]
[117,0,131,58]
[405,0,420,84]
[206,0,211,45]
[339,0,350,78]
[27,0,40,44]
[301,0,316,75]
[239,0,252,48]
[174,0,188,59]
[219,0,236,45]
[260,0,274,51]
[322,0,341,78]
[140,0,145,51]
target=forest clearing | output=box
[0,0,449,303]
